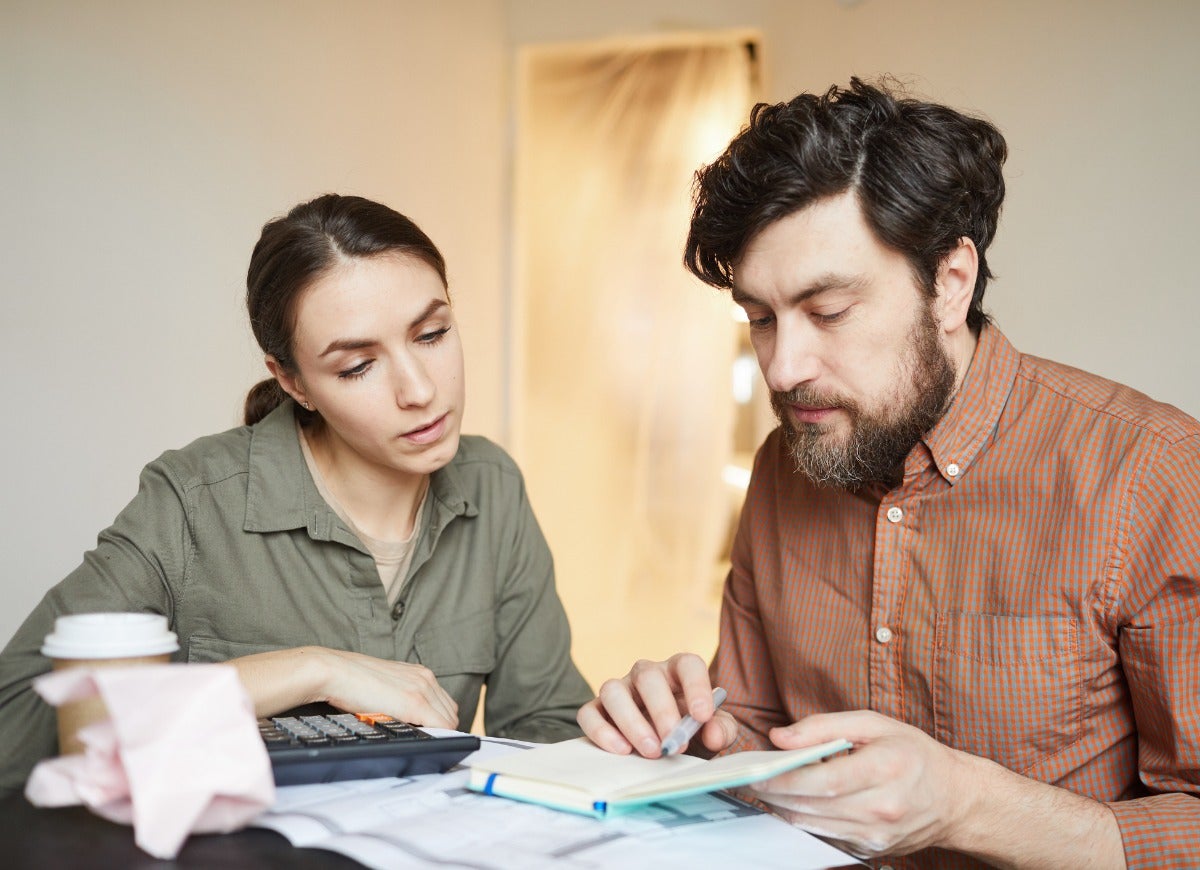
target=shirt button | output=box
[391,600,406,620]
[946,462,960,477]
[875,626,894,644]
[886,506,903,523]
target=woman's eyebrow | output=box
[318,299,450,357]
[409,298,449,328]
[319,337,375,357]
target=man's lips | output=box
[401,413,449,444]
[788,404,839,424]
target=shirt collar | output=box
[244,401,315,533]
[427,451,477,520]
[244,400,477,538]
[916,323,1021,486]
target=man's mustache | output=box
[770,387,856,416]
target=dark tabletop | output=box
[0,792,363,869]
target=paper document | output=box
[252,733,862,869]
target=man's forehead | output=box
[730,194,913,300]
[739,191,865,247]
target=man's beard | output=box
[770,303,957,490]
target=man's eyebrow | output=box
[731,273,866,308]
[318,299,449,358]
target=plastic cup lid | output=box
[41,612,179,659]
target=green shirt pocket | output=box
[412,608,496,677]
[186,634,289,663]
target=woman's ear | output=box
[935,237,979,333]
[264,356,311,409]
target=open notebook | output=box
[467,736,852,818]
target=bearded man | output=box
[577,79,1199,869]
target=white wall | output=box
[0,0,508,644]
[505,0,768,43]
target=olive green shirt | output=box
[0,402,592,794]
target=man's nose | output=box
[763,323,823,394]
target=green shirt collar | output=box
[243,401,477,542]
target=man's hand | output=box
[750,710,973,857]
[576,652,738,757]
[752,710,1125,868]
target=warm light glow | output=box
[691,114,739,165]
[732,353,757,404]
[729,303,748,322]
[722,463,751,489]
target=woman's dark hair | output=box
[685,77,1007,331]
[243,194,448,425]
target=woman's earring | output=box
[302,401,313,411]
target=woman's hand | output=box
[230,646,458,728]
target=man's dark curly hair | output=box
[684,77,1007,331]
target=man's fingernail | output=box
[641,738,660,756]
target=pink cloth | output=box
[25,663,275,859]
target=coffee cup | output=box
[41,612,179,754]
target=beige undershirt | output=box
[298,423,428,606]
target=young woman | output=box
[0,194,592,793]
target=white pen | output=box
[659,687,728,756]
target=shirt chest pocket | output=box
[933,612,1081,776]
[412,608,496,677]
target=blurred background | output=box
[3,0,1198,698]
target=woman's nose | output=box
[393,357,435,408]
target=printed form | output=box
[253,733,860,869]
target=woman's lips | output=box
[402,413,448,444]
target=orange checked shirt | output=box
[711,324,1200,868]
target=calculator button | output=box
[354,713,395,725]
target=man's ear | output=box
[935,237,979,333]
[264,356,309,408]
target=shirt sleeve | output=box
[482,469,593,744]
[1106,432,1200,867]
[0,458,184,795]
[708,438,789,754]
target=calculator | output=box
[259,702,480,786]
